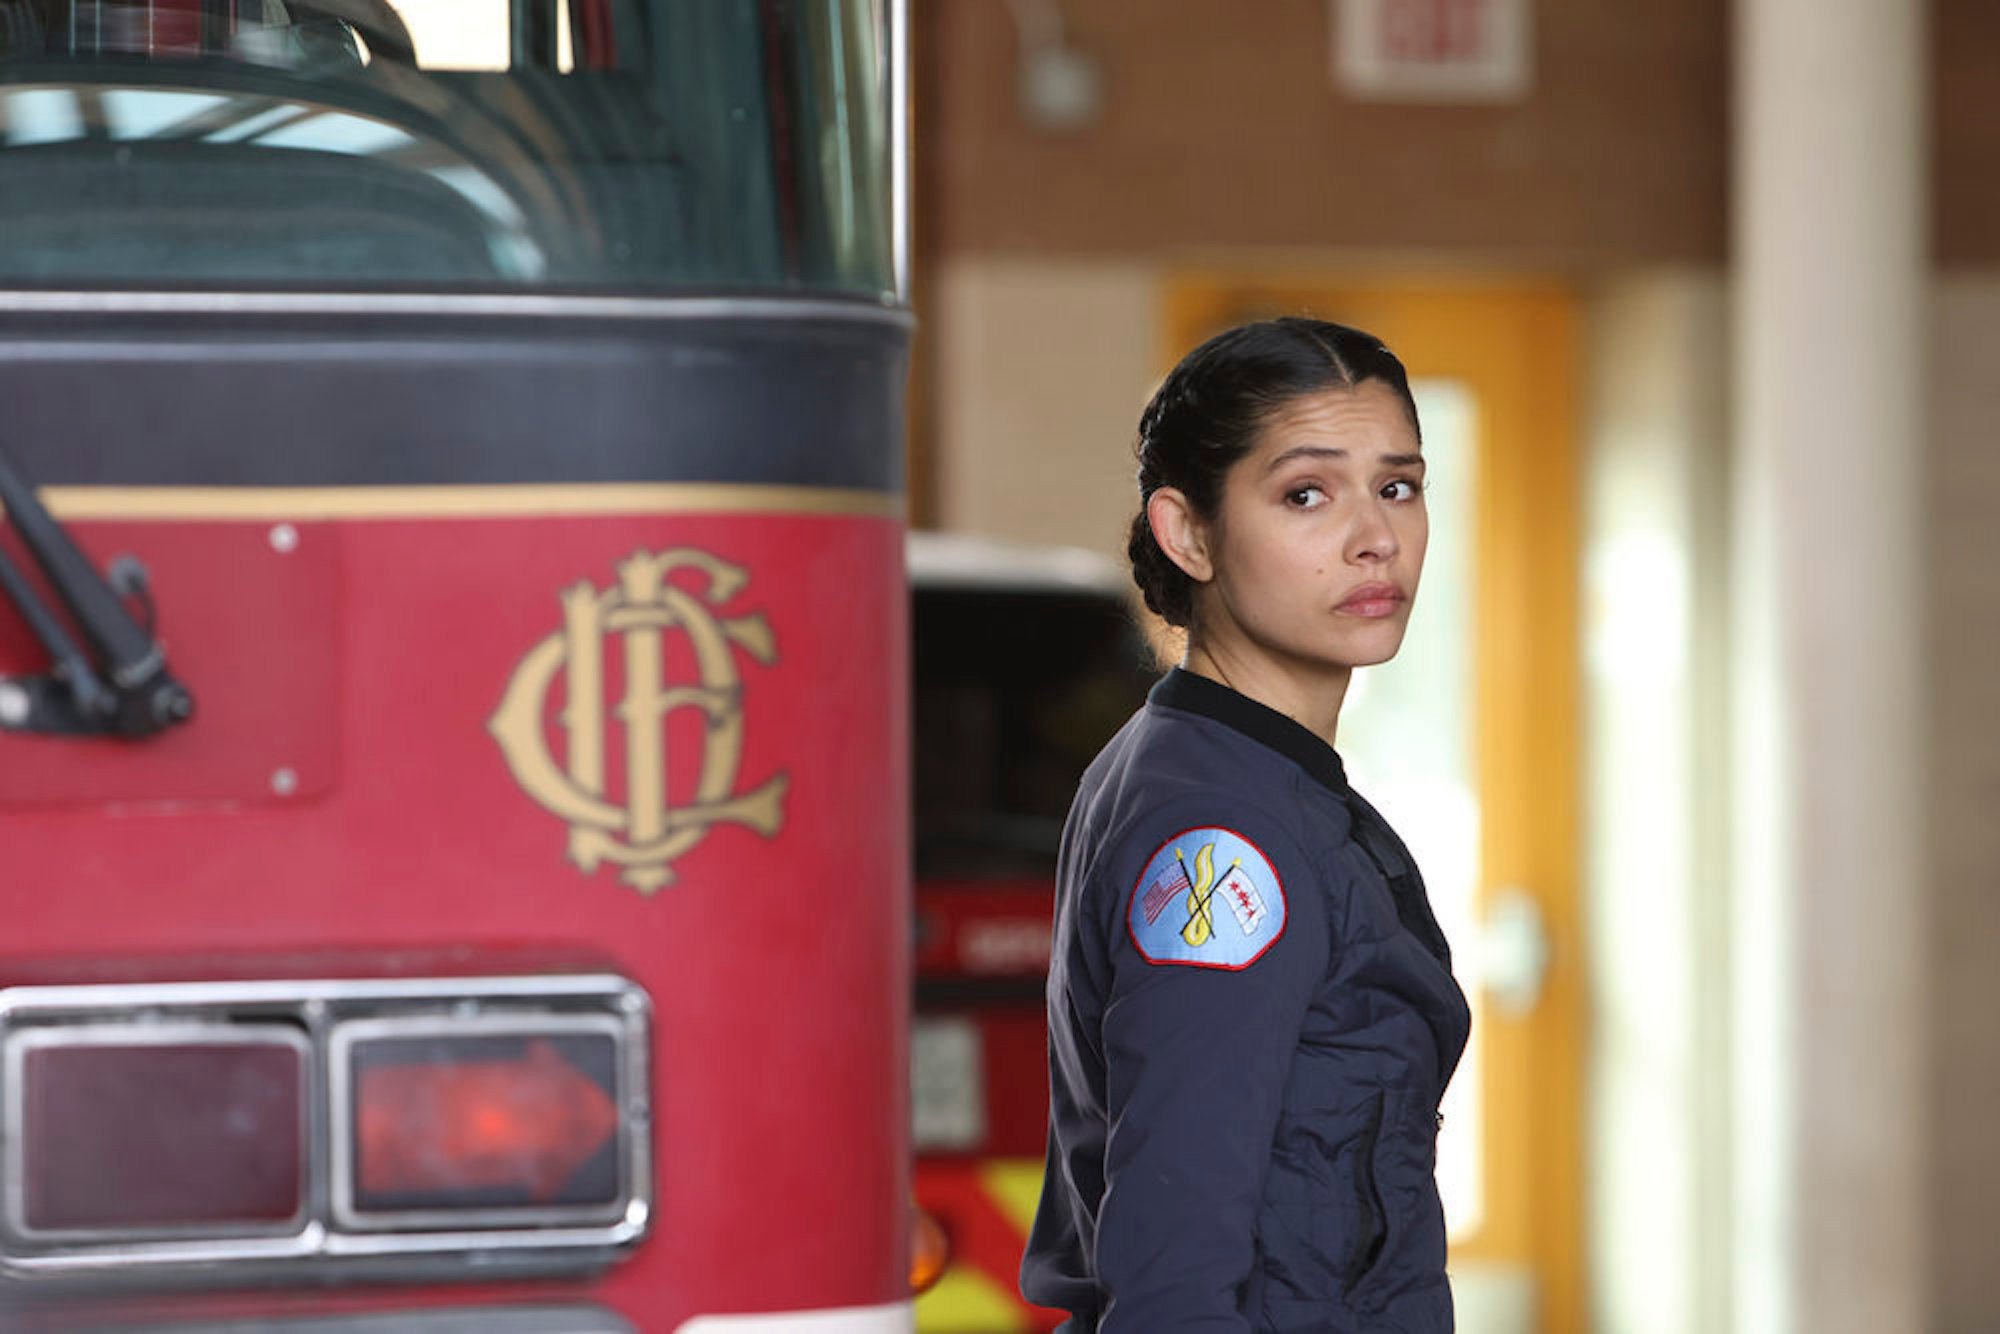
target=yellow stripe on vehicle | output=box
[916,1263,1033,1334]
[980,1159,1048,1240]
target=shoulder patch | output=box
[1126,826,1287,969]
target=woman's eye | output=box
[1382,479,1424,502]
[1285,486,1327,508]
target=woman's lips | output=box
[1335,583,1406,617]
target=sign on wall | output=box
[1332,0,1533,103]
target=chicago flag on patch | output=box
[1216,862,1270,935]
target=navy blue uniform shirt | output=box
[1021,669,1472,1333]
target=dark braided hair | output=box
[1127,317,1421,627]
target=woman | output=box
[1020,318,1472,1332]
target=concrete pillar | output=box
[1585,274,1733,1334]
[1731,3,1928,1333]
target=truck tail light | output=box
[14,1028,307,1236]
[909,1202,951,1295]
[339,1024,624,1223]
[0,974,651,1287]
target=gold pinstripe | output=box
[36,483,903,522]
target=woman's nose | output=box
[1347,499,1400,563]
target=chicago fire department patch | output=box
[1127,827,1286,969]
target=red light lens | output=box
[347,1030,621,1217]
[20,1035,305,1233]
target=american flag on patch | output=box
[1140,858,1191,925]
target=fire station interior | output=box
[0,1,1986,1332]
[904,3,1995,1333]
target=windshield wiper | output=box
[0,443,195,739]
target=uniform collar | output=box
[1148,667,1349,796]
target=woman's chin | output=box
[1327,627,1410,670]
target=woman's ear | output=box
[1148,487,1213,585]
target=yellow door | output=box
[1164,276,1585,1334]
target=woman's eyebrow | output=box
[1264,445,1345,473]
[1264,445,1426,472]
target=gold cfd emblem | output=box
[489,548,788,894]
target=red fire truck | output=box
[0,1,911,1330]
[905,535,1152,1334]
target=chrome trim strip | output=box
[0,973,645,1017]
[676,1302,916,1334]
[1,1021,314,1245]
[326,1012,644,1234]
[0,291,915,325]
[2,1216,646,1274]
[888,0,912,306]
[1,1226,330,1273]
[317,1216,649,1257]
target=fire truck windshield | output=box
[913,580,1157,881]
[0,0,893,294]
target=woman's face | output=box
[1194,381,1428,681]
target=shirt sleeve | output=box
[1091,801,1328,1332]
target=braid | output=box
[1128,363,1209,628]
[1127,506,1192,627]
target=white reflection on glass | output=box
[100,89,227,140]
[3,88,84,146]
[430,166,546,278]
[205,104,305,144]
[256,113,417,156]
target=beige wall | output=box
[933,258,1160,557]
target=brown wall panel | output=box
[1928,279,2000,1330]
[924,0,1729,266]
[923,1,2000,268]
[1935,0,2000,266]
